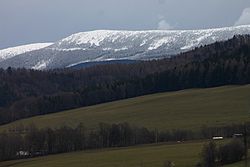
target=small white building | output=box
[16,151,30,157]
[212,136,223,140]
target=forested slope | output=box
[0,35,250,124]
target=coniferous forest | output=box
[0,35,250,125]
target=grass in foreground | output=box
[0,141,206,167]
[0,140,246,167]
[1,85,250,132]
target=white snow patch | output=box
[181,32,213,50]
[103,48,112,51]
[61,30,122,46]
[66,60,91,68]
[148,37,172,50]
[140,39,148,46]
[114,47,128,52]
[32,60,50,70]
[0,43,53,61]
[50,48,86,51]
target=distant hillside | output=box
[0,35,250,125]
[1,84,250,132]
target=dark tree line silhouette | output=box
[1,122,249,162]
[0,122,188,161]
[200,140,245,167]
[0,35,250,125]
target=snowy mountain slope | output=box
[0,25,250,70]
[0,43,53,62]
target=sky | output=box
[0,0,250,49]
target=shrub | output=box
[218,139,245,165]
[163,160,175,167]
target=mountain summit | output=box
[1,25,250,70]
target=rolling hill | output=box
[1,84,250,132]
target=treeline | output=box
[0,122,192,161]
[1,35,250,125]
[199,140,245,166]
[1,122,249,162]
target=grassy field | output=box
[1,84,250,132]
[0,85,249,167]
[0,140,246,167]
[0,141,212,167]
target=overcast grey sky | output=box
[0,0,250,49]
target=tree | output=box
[201,141,217,167]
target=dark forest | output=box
[0,35,250,125]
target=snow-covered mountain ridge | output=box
[0,43,53,62]
[1,25,250,70]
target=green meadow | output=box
[1,84,250,132]
[0,140,247,167]
[0,85,250,167]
